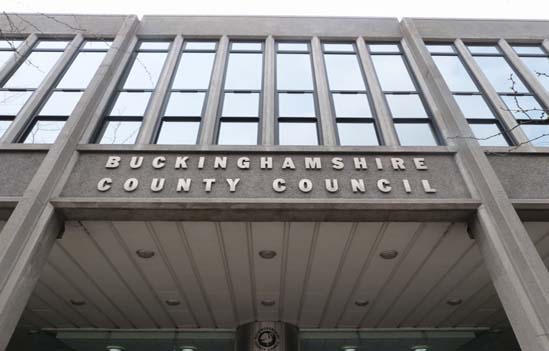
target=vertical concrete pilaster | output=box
[402,18,549,351]
[261,36,275,145]
[0,15,139,350]
[200,35,228,145]
[0,33,38,84]
[311,37,337,146]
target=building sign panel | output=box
[61,152,470,199]
[0,151,46,196]
[489,154,549,199]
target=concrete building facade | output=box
[0,13,549,351]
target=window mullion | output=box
[498,39,549,113]
[0,34,37,86]
[136,35,183,144]
[311,36,336,145]
[261,35,275,145]
[199,35,229,145]
[454,39,532,147]
[356,37,398,146]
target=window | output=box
[512,45,549,92]
[155,40,217,144]
[22,40,111,144]
[96,41,169,144]
[468,44,547,146]
[217,41,263,145]
[324,42,378,146]
[0,40,68,139]
[276,41,318,145]
[427,44,511,146]
[0,38,23,70]
[371,43,438,146]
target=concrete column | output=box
[261,36,275,145]
[200,35,229,145]
[310,37,337,146]
[0,15,139,350]
[454,39,534,150]
[1,35,84,144]
[402,18,549,351]
[356,37,399,146]
[0,33,38,84]
[236,321,298,351]
[136,35,183,144]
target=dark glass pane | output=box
[0,91,33,115]
[109,92,152,116]
[473,56,528,93]
[323,43,354,52]
[469,123,509,146]
[500,95,546,120]
[0,120,11,137]
[82,41,112,50]
[185,42,216,51]
[278,122,318,145]
[35,41,69,50]
[369,44,400,53]
[521,56,549,91]
[395,123,438,146]
[277,43,308,52]
[386,94,427,118]
[99,121,141,144]
[0,52,14,69]
[426,45,455,54]
[57,52,106,89]
[0,40,22,49]
[278,93,315,117]
[454,95,494,119]
[157,121,200,144]
[338,122,379,146]
[39,91,83,116]
[172,52,215,89]
[224,53,263,90]
[231,43,262,51]
[222,92,260,117]
[23,120,65,143]
[277,53,314,90]
[123,52,167,89]
[371,55,415,91]
[164,92,205,117]
[4,51,63,88]
[468,46,500,54]
[513,46,545,55]
[432,55,478,92]
[332,93,371,117]
[218,122,258,145]
[139,42,170,50]
[324,54,366,91]
[521,124,549,146]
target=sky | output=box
[2,0,549,20]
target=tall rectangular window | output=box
[96,41,169,144]
[155,41,217,144]
[370,43,438,146]
[427,44,510,146]
[22,41,111,144]
[217,41,263,145]
[468,44,547,146]
[323,42,378,146]
[276,42,318,145]
[0,40,68,139]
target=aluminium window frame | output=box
[215,39,265,145]
[275,40,321,145]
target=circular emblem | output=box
[255,327,279,350]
